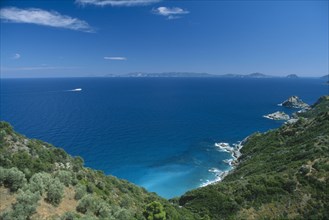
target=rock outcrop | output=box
[279,96,309,108]
[263,111,290,120]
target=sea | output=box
[0,77,327,198]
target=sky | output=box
[0,0,328,78]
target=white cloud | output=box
[152,6,189,19]
[1,66,79,71]
[0,7,94,32]
[76,0,161,7]
[12,53,21,59]
[104,56,127,60]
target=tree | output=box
[0,167,27,192]
[28,172,52,195]
[143,201,166,220]
[46,178,64,206]
[1,189,40,220]
[55,170,72,187]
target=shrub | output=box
[76,195,111,218]
[0,167,6,185]
[74,184,87,200]
[86,182,94,193]
[1,189,40,220]
[28,172,52,195]
[76,194,97,214]
[1,167,27,192]
[143,201,166,220]
[61,211,80,220]
[55,170,73,187]
[46,178,64,206]
[112,207,134,220]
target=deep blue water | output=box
[0,77,327,198]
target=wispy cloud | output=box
[104,56,127,60]
[152,6,189,19]
[76,0,161,7]
[0,7,94,32]
[12,53,21,60]
[1,66,79,71]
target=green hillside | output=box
[0,122,197,220]
[177,96,329,219]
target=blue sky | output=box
[0,0,328,78]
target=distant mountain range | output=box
[105,72,327,79]
[107,72,214,77]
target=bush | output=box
[0,167,6,185]
[143,201,166,220]
[61,211,80,220]
[0,167,27,192]
[1,189,40,220]
[74,184,87,200]
[46,178,64,206]
[28,172,52,195]
[76,195,111,218]
[86,182,94,194]
[112,207,134,220]
[55,170,73,187]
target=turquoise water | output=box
[0,77,327,198]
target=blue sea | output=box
[0,77,327,198]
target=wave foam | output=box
[67,88,82,92]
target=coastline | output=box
[200,136,249,187]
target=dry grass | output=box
[32,186,78,220]
[0,187,16,213]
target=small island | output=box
[279,95,309,108]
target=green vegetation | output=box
[1,95,328,219]
[143,201,166,220]
[0,121,197,219]
[177,96,329,219]
[1,189,40,220]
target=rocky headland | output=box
[279,95,309,108]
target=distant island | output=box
[104,72,326,79]
[106,72,214,78]
[106,72,272,78]
[286,74,299,78]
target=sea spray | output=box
[201,136,249,187]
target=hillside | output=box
[0,123,197,219]
[177,96,329,219]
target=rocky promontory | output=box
[279,95,309,108]
[263,111,290,120]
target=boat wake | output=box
[67,88,82,92]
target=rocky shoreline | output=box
[263,111,290,120]
[202,96,311,187]
[201,137,248,187]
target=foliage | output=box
[0,167,27,192]
[76,194,111,218]
[27,171,52,194]
[75,184,87,200]
[143,201,166,220]
[0,119,196,219]
[55,170,73,186]
[46,177,65,206]
[178,96,329,219]
[1,189,40,220]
